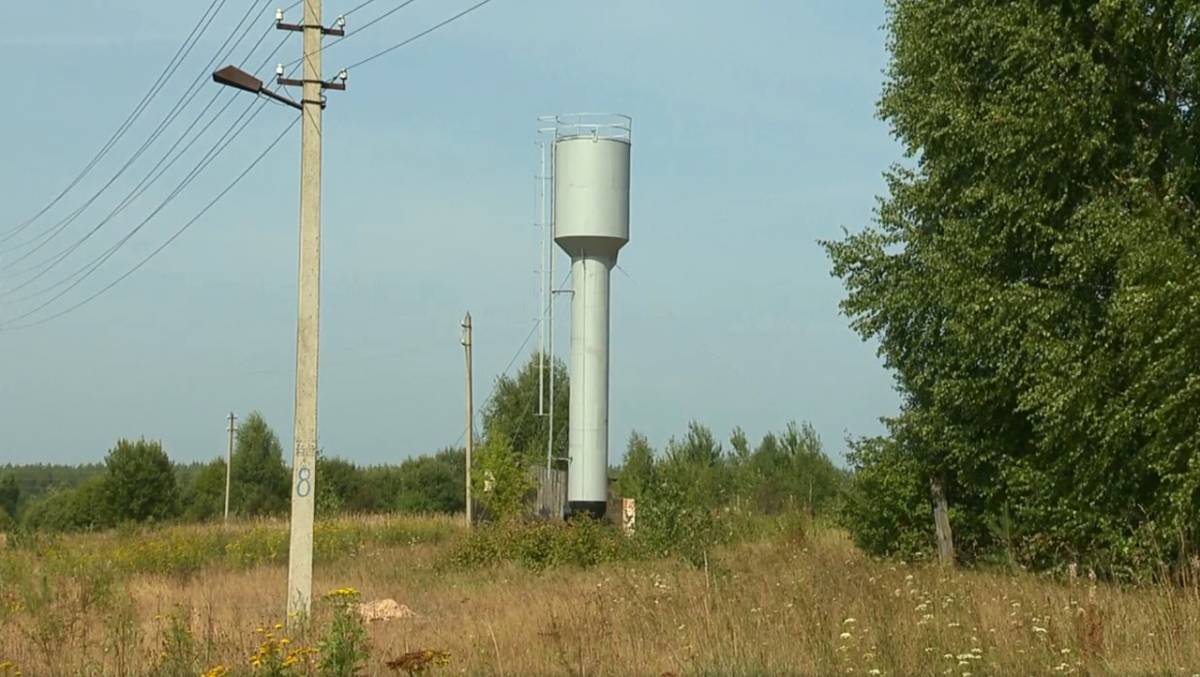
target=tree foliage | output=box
[182,459,227,521]
[103,438,180,524]
[391,448,465,514]
[481,353,568,466]
[230,412,290,517]
[472,433,534,520]
[0,474,18,521]
[615,432,656,501]
[22,475,112,532]
[826,0,1200,572]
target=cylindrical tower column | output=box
[550,114,631,519]
[568,254,614,515]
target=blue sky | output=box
[0,0,899,465]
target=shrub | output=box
[103,438,180,524]
[447,517,628,572]
[21,476,112,532]
[472,434,534,521]
[838,435,933,561]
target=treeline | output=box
[0,412,464,532]
[2,355,847,537]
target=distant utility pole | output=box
[461,312,474,526]
[224,412,237,523]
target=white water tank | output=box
[550,114,631,518]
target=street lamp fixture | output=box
[212,65,301,110]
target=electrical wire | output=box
[344,0,496,71]
[1,0,502,326]
[240,0,303,64]
[0,115,299,331]
[452,268,571,448]
[0,91,239,296]
[0,34,293,296]
[341,0,386,17]
[0,59,304,320]
[0,96,266,310]
[0,97,275,326]
[2,19,292,299]
[0,0,276,265]
[0,0,230,245]
[314,0,420,58]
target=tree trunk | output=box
[930,477,956,566]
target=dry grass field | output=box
[1,515,1198,676]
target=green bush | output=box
[21,476,112,532]
[472,433,534,521]
[104,438,180,524]
[447,517,628,572]
[838,435,934,561]
[632,472,728,567]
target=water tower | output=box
[547,113,631,518]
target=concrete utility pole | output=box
[461,312,474,526]
[284,0,325,623]
[210,0,346,628]
[225,412,237,524]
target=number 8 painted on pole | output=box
[296,466,312,497]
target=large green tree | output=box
[481,354,569,465]
[231,412,290,517]
[615,431,657,501]
[827,0,1200,571]
[182,459,227,521]
[103,438,180,523]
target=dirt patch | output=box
[356,598,418,622]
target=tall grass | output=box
[1,514,1198,675]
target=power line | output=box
[0,0,276,263]
[0,116,299,332]
[0,34,294,296]
[0,0,231,244]
[0,96,272,321]
[345,0,496,71]
[341,0,386,17]
[240,0,303,63]
[282,0,497,73]
[0,91,239,296]
[452,268,570,448]
[282,0,423,70]
[1,0,504,325]
[0,58,305,319]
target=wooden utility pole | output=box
[224,412,237,524]
[462,312,474,526]
[931,477,956,566]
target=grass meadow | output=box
[1,514,1198,675]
